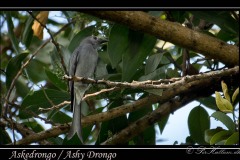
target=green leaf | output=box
[215,91,233,113]
[48,137,63,145]
[221,81,231,102]
[139,66,166,81]
[217,29,237,42]
[122,30,157,82]
[136,124,155,145]
[45,68,67,91]
[108,24,129,68]
[83,107,106,143]
[6,52,29,89]
[185,136,195,145]
[145,53,163,75]
[48,110,72,124]
[68,25,95,53]
[19,89,70,119]
[188,106,210,144]
[22,15,34,48]
[215,140,226,145]
[170,11,187,23]
[22,120,45,133]
[158,114,170,134]
[198,11,238,41]
[26,59,48,83]
[0,101,1,117]
[6,12,20,54]
[15,78,30,98]
[232,87,239,104]
[204,127,224,143]
[82,124,95,143]
[166,68,180,78]
[197,96,217,110]
[224,132,239,145]
[62,134,83,145]
[95,119,110,145]
[0,127,12,144]
[210,130,232,145]
[211,111,235,132]
[189,11,239,36]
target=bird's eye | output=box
[93,36,97,40]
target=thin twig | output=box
[39,101,70,112]
[165,54,182,70]
[21,109,55,125]
[39,87,120,112]
[42,86,55,107]
[82,87,120,101]
[155,46,182,70]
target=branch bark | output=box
[64,66,239,90]
[1,118,52,145]
[11,67,238,145]
[101,94,198,145]
[83,11,239,66]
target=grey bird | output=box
[67,36,108,142]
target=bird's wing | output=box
[69,47,81,111]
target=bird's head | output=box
[84,35,108,49]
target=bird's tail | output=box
[67,102,83,143]
[67,87,85,143]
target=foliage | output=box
[0,11,239,145]
[204,81,239,145]
[185,80,239,145]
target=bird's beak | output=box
[99,38,108,44]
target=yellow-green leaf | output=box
[221,81,231,102]
[232,87,239,104]
[204,127,224,143]
[215,91,233,113]
[224,132,239,145]
[210,130,232,145]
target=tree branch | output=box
[82,87,120,101]
[101,94,198,145]
[83,11,239,66]
[39,101,70,112]
[64,66,239,90]
[1,118,52,145]
[11,67,238,145]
